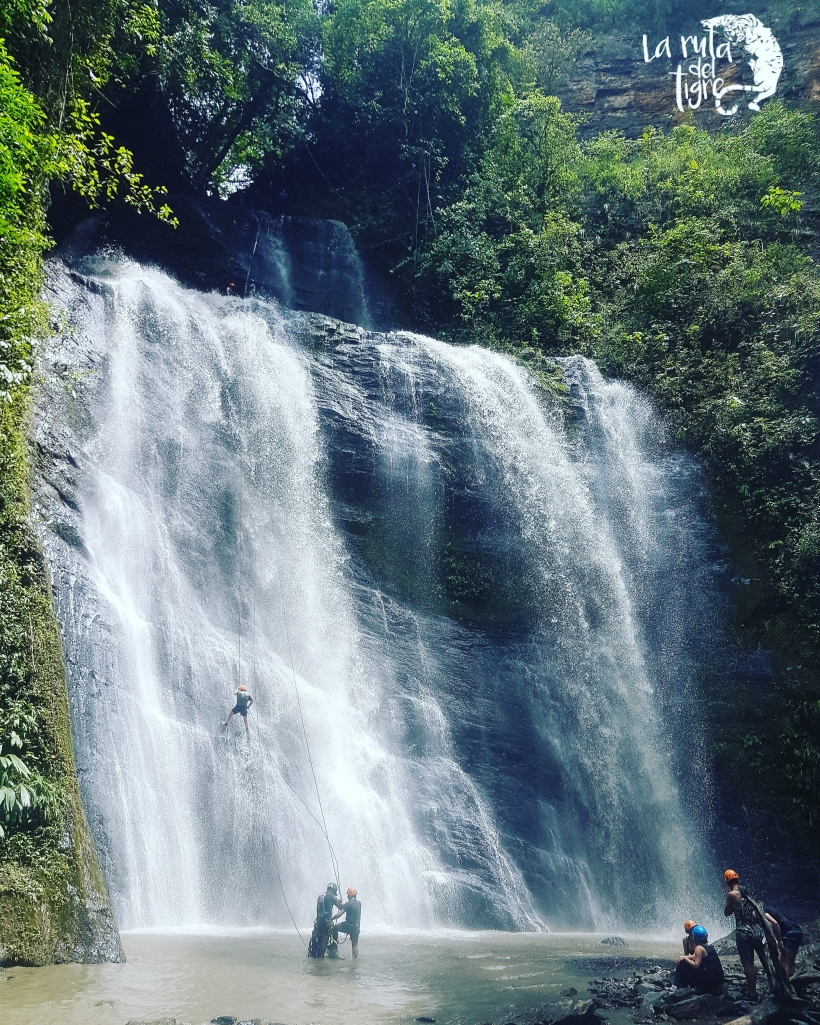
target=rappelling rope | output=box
[232,400,342,932]
[269,524,342,893]
[234,477,306,944]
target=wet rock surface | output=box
[511,950,820,1025]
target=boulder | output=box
[601,937,628,947]
[712,931,738,956]
[665,993,744,1020]
[535,997,602,1025]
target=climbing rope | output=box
[231,449,343,945]
[269,523,342,893]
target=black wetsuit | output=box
[673,944,725,994]
[308,890,340,958]
[317,891,339,922]
[336,898,361,941]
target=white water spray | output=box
[35,258,720,933]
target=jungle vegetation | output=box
[0,0,818,869]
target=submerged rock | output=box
[601,937,628,947]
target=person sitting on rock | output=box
[764,907,803,977]
[223,684,253,732]
[683,920,698,955]
[673,925,726,994]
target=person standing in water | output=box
[224,684,253,732]
[334,887,362,959]
[724,869,770,1000]
[674,926,726,994]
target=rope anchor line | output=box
[233,467,342,940]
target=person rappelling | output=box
[308,882,343,958]
[223,684,254,733]
[333,887,361,959]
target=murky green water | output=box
[1,932,683,1025]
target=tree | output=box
[155,0,320,193]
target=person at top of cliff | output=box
[724,869,771,1000]
[333,887,362,959]
[223,684,253,732]
[683,921,698,955]
[674,925,726,995]
[764,907,803,977]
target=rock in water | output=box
[600,937,628,947]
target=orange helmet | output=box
[347,887,357,897]
[684,920,697,933]
[724,869,739,882]
[238,685,247,691]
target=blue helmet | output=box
[691,925,708,945]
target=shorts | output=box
[782,931,803,951]
[337,923,360,942]
[736,930,765,963]
[231,705,248,716]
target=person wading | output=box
[724,869,771,1000]
[223,684,253,733]
[308,883,343,958]
[674,925,726,994]
[333,887,362,959]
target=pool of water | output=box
[1,932,683,1025]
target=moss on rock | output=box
[0,365,122,965]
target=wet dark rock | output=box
[211,1018,238,1025]
[415,1017,437,1022]
[664,992,744,1020]
[531,997,603,1025]
[56,197,384,328]
[711,931,737,956]
[563,988,579,997]
[601,937,628,947]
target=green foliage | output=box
[313,0,521,245]
[0,704,62,839]
[155,0,319,192]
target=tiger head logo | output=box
[701,14,784,114]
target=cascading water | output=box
[34,256,721,935]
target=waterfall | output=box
[34,257,721,934]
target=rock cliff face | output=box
[556,14,820,136]
[58,196,392,329]
[0,541,123,966]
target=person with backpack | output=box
[724,869,771,1000]
[308,883,343,958]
